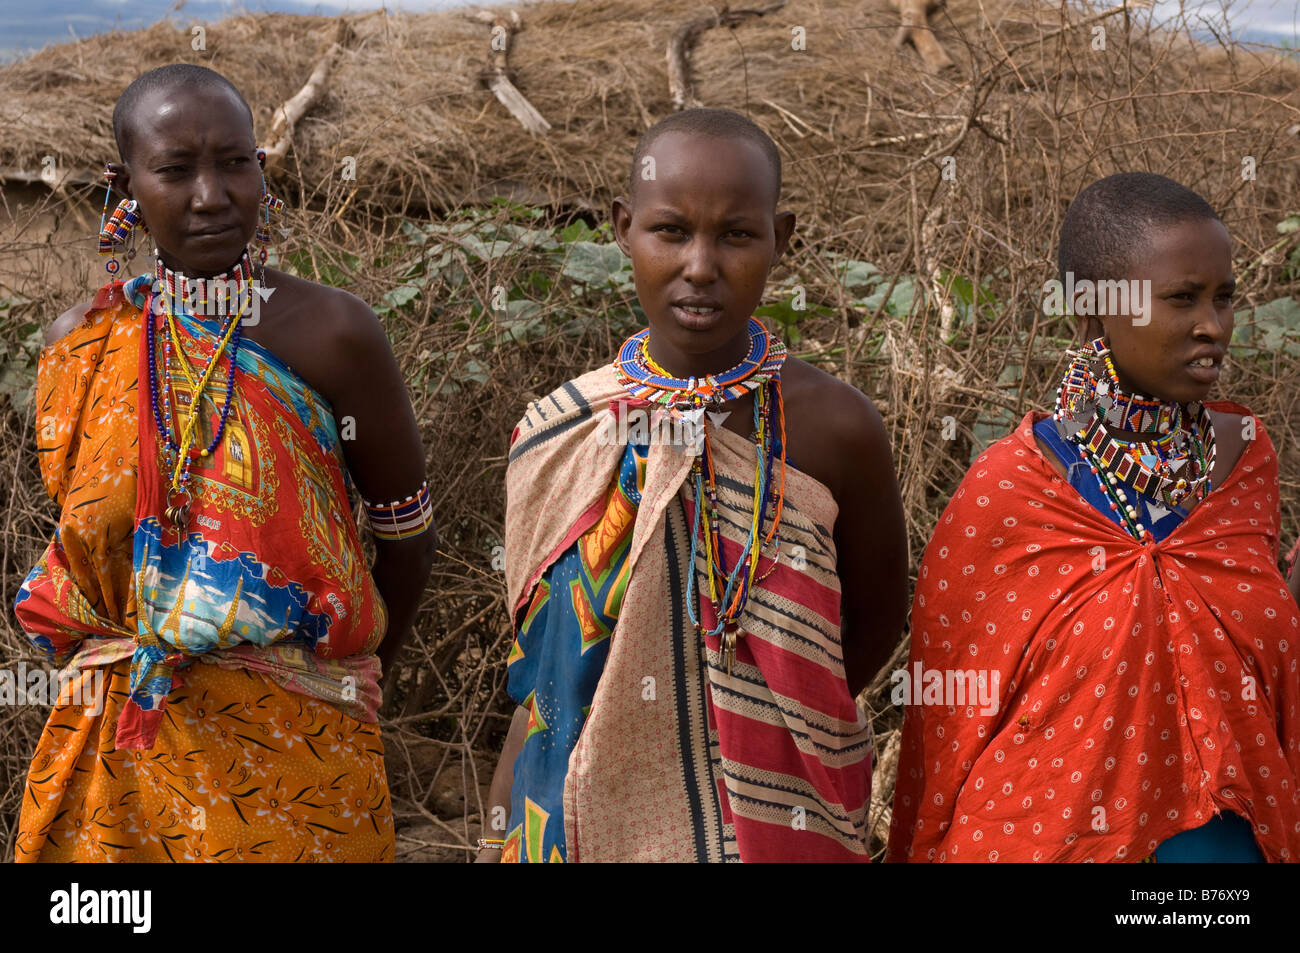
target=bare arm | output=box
[1289,553,1300,607]
[45,301,93,347]
[326,296,438,684]
[476,705,530,863]
[832,393,909,697]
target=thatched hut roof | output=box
[2,0,1297,232]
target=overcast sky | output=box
[0,0,1294,62]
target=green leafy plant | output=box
[0,300,42,415]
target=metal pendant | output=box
[165,486,192,533]
[721,624,740,675]
[164,503,189,532]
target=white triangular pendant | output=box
[1147,501,1171,522]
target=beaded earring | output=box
[254,148,284,276]
[1053,337,1106,440]
[97,165,148,275]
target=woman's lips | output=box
[1185,361,1220,385]
[190,226,237,240]
[671,304,725,331]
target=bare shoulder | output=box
[1207,406,1248,486]
[266,269,383,340]
[45,299,95,347]
[779,356,891,497]
[781,356,883,438]
[255,269,394,403]
[312,280,394,367]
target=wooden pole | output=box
[473,10,552,136]
[889,0,955,73]
[666,3,788,111]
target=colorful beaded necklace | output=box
[157,247,257,318]
[146,251,253,531]
[1053,337,1216,539]
[615,319,788,674]
[615,317,787,407]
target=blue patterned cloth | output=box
[503,440,647,862]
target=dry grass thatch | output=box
[1,0,1299,861]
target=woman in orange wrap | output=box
[13,64,438,862]
[889,173,1300,862]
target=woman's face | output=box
[115,85,261,278]
[611,131,794,378]
[1082,217,1235,405]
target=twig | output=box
[666,3,787,110]
[762,99,829,139]
[473,10,551,136]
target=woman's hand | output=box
[476,706,531,862]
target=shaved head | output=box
[629,108,782,208]
[1059,172,1222,287]
[112,64,254,164]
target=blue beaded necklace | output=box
[614,318,788,674]
[146,250,253,530]
[615,317,786,408]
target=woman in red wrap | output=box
[889,173,1300,862]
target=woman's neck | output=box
[644,327,752,380]
[156,248,252,281]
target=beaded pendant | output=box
[614,318,788,674]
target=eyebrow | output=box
[642,207,765,227]
[146,145,249,162]
[1159,278,1235,293]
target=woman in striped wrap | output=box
[479,108,909,863]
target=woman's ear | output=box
[772,210,796,265]
[1077,315,1103,343]
[107,162,133,201]
[611,196,634,258]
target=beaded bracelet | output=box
[363,480,435,541]
[476,838,505,853]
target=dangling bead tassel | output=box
[254,147,284,272]
[96,166,120,274]
[98,200,143,274]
